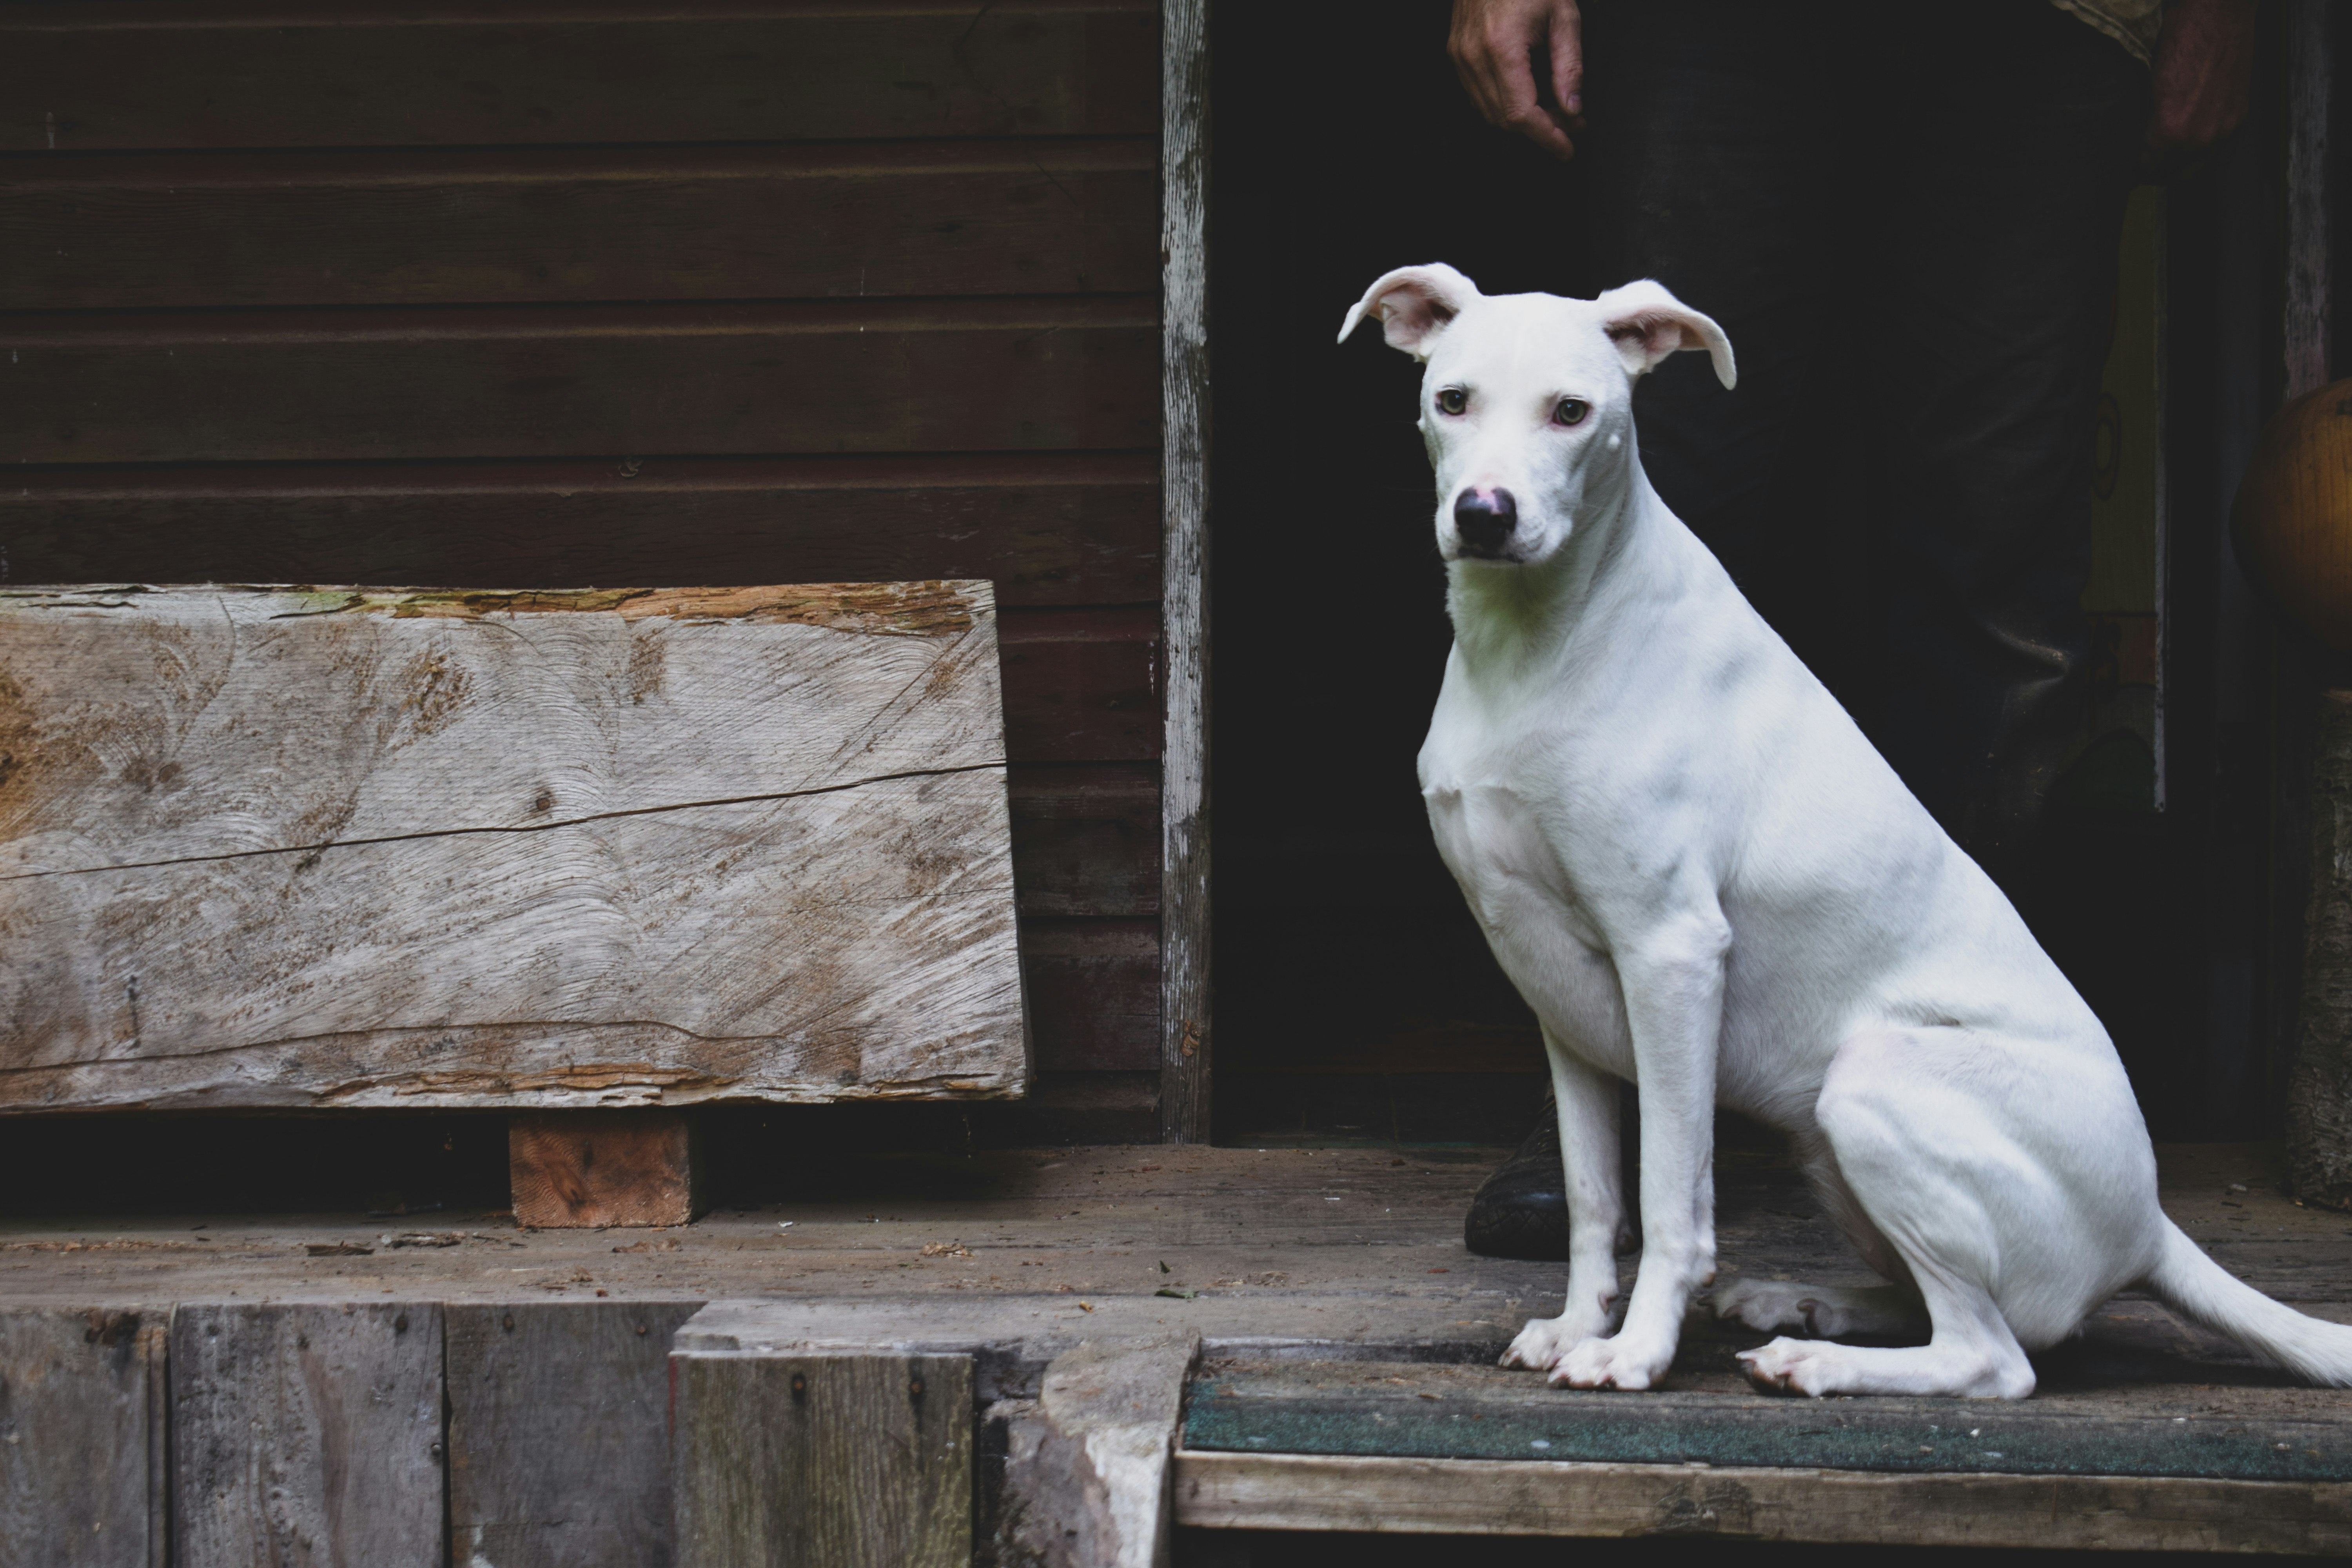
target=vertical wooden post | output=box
[1160,0,1212,1143]
[2282,0,2347,1198]
[171,1303,444,1568]
[671,1350,974,1568]
[509,1110,704,1228]
[0,1308,167,1568]
[445,1301,702,1567]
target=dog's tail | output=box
[2144,1218,2352,1385]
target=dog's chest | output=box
[1420,766,1605,953]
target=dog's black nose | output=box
[1453,487,1518,553]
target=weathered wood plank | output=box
[672,1350,975,1568]
[2,2,1159,151]
[0,1308,165,1568]
[510,1111,702,1228]
[1,299,1158,465]
[445,1300,702,1568]
[0,582,1027,1111]
[171,1302,443,1568]
[996,1334,1196,1568]
[1158,0,1211,1144]
[1171,1451,2352,1554]
[1,142,1158,311]
[0,456,1160,609]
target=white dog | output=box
[1340,263,2352,1398]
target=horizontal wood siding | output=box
[4,4,1158,149]
[0,0,1160,1128]
[2,143,1156,310]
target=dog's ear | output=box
[1595,279,1737,389]
[1338,264,1480,360]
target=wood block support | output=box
[0,1308,167,1568]
[509,1111,702,1229]
[670,1348,974,1568]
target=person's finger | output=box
[1499,58,1576,159]
[1550,1,1585,122]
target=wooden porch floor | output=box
[5,1140,2350,1556]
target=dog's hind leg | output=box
[1502,1042,1628,1372]
[1715,1135,1927,1340]
[1737,1026,2149,1399]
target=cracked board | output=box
[0,581,1027,1112]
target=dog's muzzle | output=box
[1453,486,1519,558]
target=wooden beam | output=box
[509,1111,703,1229]
[670,1349,975,1568]
[0,1308,166,1568]
[1171,1451,2352,1555]
[1159,0,1211,1143]
[170,1303,444,1568]
[445,1300,703,1567]
[0,582,1027,1113]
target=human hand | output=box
[2147,0,2258,153]
[1449,0,1585,160]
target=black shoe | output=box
[1464,1099,1572,1261]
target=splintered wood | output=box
[0,581,1027,1112]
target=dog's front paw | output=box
[1737,1337,1840,1397]
[1501,1316,1585,1373]
[1547,1331,1674,1391]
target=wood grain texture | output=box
[999,1334,1196,1568]
[445,1299,702,1568]
[0,1308,165,1568]
[171,1302,443,1568]
[3,142,1157,311]
[672,1350,975,1568]
[0,455,1160,610]
[0,582,1027,1111]
[2,299,1158,465]
[1158,0,1210,1143]
[1171,1451,2352,1554]
[3,2,1158,151]
[510,1111,702,1228]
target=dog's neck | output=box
[1443,460,1662,681]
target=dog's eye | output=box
[1553,398,1590,426]
[1436,388,1468,416]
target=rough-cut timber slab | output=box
[0,1307,166,1568]
[445,1300,701,1568]
[671,1349,974,1568]
[0,582,1027,1111]
[1171,1451,2352,1554]
[995,1334,1198,1568]
[170,1302,443,1568]
[510,1111,702,1229]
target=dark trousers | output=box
[1580,0,2148,895]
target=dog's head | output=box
[1339,265,1734,567]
